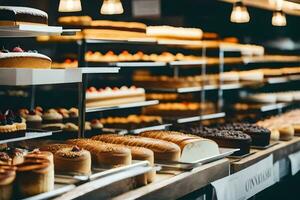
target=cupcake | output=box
[90,119,103,136]
[68,108,78,123]
[25,110,42,130]
[34,106,43,116]
[63,123,79,139]
[42,110,63,124]
[0,165,16,200]
[18,109,29,119]
[57,108,70,123]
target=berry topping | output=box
[12,46,24,52]
[0,114,7,125]
[65,58,72,64]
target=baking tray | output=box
[155,148,239,170]
[55,160,152,184]
[251,142,279,150]
[227,151,256,159]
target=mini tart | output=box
[0,124,17,133]
[0,165,16,200]
[16,158,54,197]
[54,146,91,175]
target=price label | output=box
[288,150,300,176]
[212,155,276,200]
[132,0,161,18]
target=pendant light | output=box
[100,0,124,15]
[230,1,250,23]
[272,10,287,26]
[272,0,286,26]
[58,0,82,12]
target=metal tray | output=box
[251,142,279,150]
[55,160,152,184]
[227,151,256,159]
[156,148,239,170]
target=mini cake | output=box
[86,86,146,108]
[0,114,17,136]
[68,107,79,123]
[0,6,48,26]
[54,146,91,175]
[25,150,54,164]
[90,119,103,135]
[0,165,16,200]
[16,158,54,197]
[25,110,42,129]
[5,110,26,133]
[182,126,252,156]
[18,109,29,119]
[3,147,26,165]
[56,108,70,123]
[0,47,52,69]
[42,110,63,124]
[219,123,271,147]
[278,125,294,141]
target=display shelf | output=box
[288,74,300,81]
[171,112,226,124]
[169,60,206,66]
[260,103,291,112]
[115,62,167,68]
[266,77,289,84]
[85,38,157,45]
[129,123,172,134]
[112,159,229,200]
[0,25,79,37]
[243,55,300,64]
[85,100,159,113]
[0,131,52,145]
[0,68,82,86]
[79,67,120,74]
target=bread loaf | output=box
[67,139,132,168]
[91,134,181,162]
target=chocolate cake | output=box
[219,123,271,147]
[181,126,251,156]
[0,6,48,26]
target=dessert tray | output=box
[155,148,239,170]
[251,141,279,150]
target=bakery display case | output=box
[1,1,300,199]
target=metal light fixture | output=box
[58,0,82,12]
[100,0,124,15]
[272,10,287,26]
[230,1,250,23]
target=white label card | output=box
[288,150,300,176]
[212,155,276,200]
[132,0,161,18]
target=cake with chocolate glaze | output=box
[219,123,271,147]
[0,6,48,26]
[182,126,251,156]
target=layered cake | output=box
[180,126,252,156]
[218,123,271,146]
[0,47,51,69]
[0,6,48,26]
[146,26,203,40]
[86,86,146,108]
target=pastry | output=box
[82,29,147,41]
[16,157,54,197]
[0,6,48,26]
[218,123,271,146]
[51,59,78,69]
[0,165,16,200]
[0,47,51,69]
[58,16,92,26]
[86,86,146,108]
[67,139,132,168]
[91,20,147,33]
[0,114,17,134]
[68,107,79,123]
[42,109,63,124]
[238,70,264,82]
[5,110,26,133]
[146,26,203,40]
[181,126,252,156]
[91,134,181,162]
[140,130,220,162]
[25,110,42,129]
[54,146,91,175]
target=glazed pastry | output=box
[0,6,48,26]
[91,134,181,162]
[54,146,91,175]
[67,139,132,168]
[16,158,54,197]
[0,165,16,200]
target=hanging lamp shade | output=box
[230,1,250,23]
[59,0,82,12]
[100,0,124,15]
[272,10,287,26]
